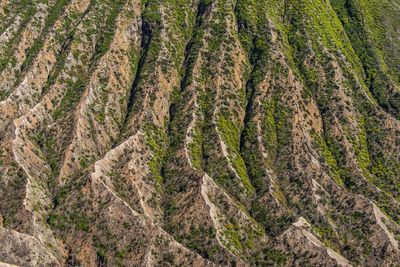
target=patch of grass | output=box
[218,115,255,195]
[266,249,287,265]
[224,223,243,253]
[331,0,400,115]
[142,0,162,24]
[311,131,344,186]
[52,77,86,120]
[144,123,167,190]
[345,118,371,178]
[187,124,204,169]
[240,122,265,191]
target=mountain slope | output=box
[0,0,400,266]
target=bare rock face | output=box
[1,0,400,266]
[0,227,59,266]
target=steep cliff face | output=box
[0,0,399,266]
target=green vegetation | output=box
[3,0,400,265]
[181,226,218,259]
[31,129,60,187]
[348,121,371,176]
[115,250,126,267]
[371,158,400,194]
[240,122,266,191]
[312,223,339,250]
[21,0,70,73]
[0,148,4,167]
[218,115,255,195]
[53,77,86,120]
[142,0,162,24]
[48,212,91,232]
[94,0,127,60]
[261,101,278,162]
[331,0,400,115]
[187,124,204,169]
[311,131,344,186]
[287,0,363,72]
[236,0,284,52]
[0,0,38,73]
[224,223,243,252]
[144,123,167,190]
[53,0,127,120]
[221,218,265,260]
[265,249,287,265]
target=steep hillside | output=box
[0,0,399,266]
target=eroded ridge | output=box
[1,0,400,266]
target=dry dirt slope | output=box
[0,0,400,266]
